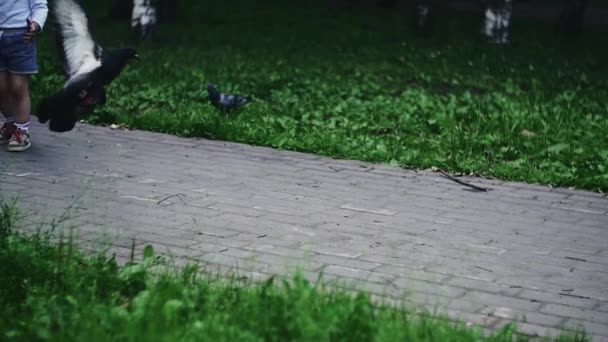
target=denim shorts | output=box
[0,28,38,75]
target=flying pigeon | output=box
[132,0,157,39]
[37,0,139,133]
[206,84,251,113]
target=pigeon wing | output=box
[53,0,102,84]
[219,94,236,107]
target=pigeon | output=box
[132,0,157,39]
[37,0,139,133]
[206,84,251,113]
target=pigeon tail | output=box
[37,90,71,124]
[237,96,252,106]
[49,117,78,133]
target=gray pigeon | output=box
[207,84,251,112]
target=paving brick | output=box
[459,291,543,312]
[568,195,608,207]
[404,292,456,312]
[579,217,608,229]
[376,265,449,283]
[255,253,323,274]
[79,243,140,262]
[198,252,268,272]
[592,336,608,342]
[517,289,601,309]
[565,319,608,338]
[234,233,304,249]
[541,304,608,323]
[312,254,382,271]
[84,234,143,249]
[246,243,314,259]
[261,212,325,226]
[179,224,241,238]
[496,277,604,299]
[132,231,197,247]
[183,242,238,255]
[424,263,497,282]
[430,308,506,332]
[322,265,395,284]
[0,181,27,192]
[339,203,397,216]
[446,277,522,297]
[518,253,608,273]
[356,247,440,267]
[392,278,467,298]
[206,203,266,217]
[304,244,366,259]
[514,322,563,338]
[478,306,565,327]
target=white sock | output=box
[15,121,30,132]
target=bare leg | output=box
[1,71,18,145]
[6,73,31,125]
[0,71,8,116]
[5,73,32,151]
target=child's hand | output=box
[24,18,41,43]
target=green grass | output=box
[31,0,608,192]
[0,199,588,341]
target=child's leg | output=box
[6,74,31,128]
[0,71,17,144]
[0,71,8,109]
[5,73,32,151]
[1,29,37,151]
[0,71,8,116]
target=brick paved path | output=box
[1,122,607,340]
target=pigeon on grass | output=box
[37,0,139,132]
[206,84,251,113]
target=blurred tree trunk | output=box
[327,0,356,13]
[107,0,133,22]
[480,0,512,45]
[107,0,176,24]
[376,0,398,8]
[371,0,439,36]
[556,0,588,36]
[155,0,178,23]
[411,0,438,36]
[132,0,158,39]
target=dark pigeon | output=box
[207,84,251,113]
[37,0,139,132]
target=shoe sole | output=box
[7,142,31,152]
